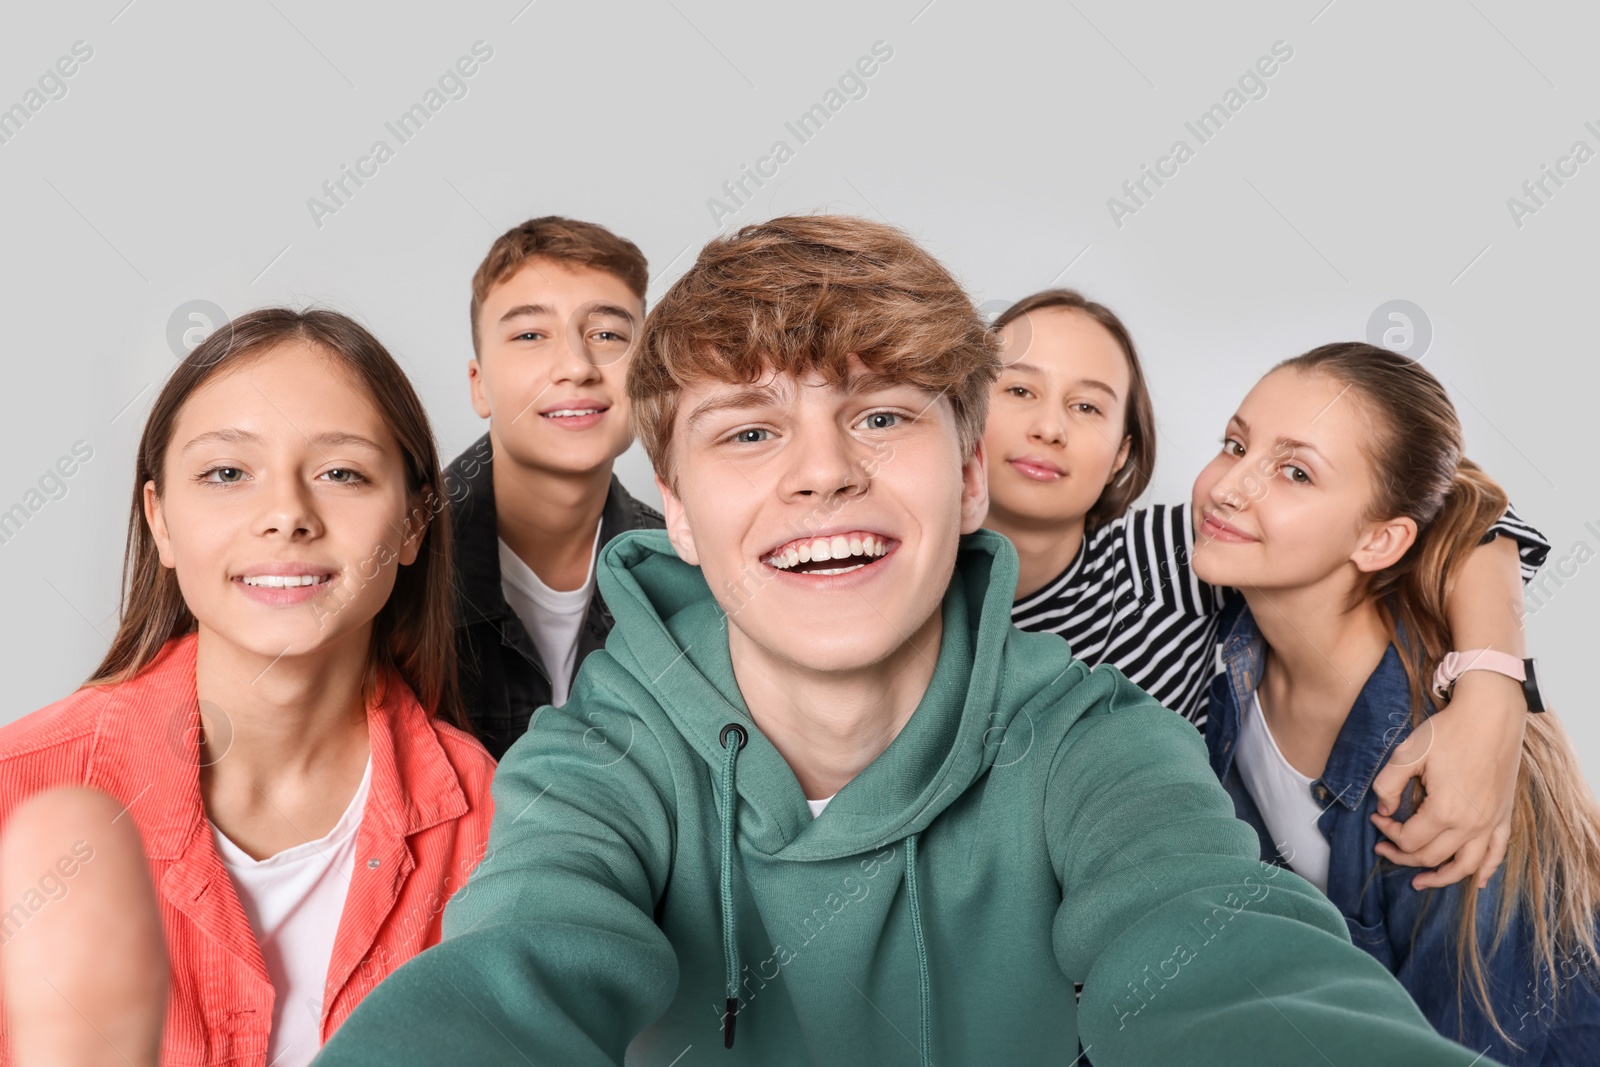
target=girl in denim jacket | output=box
[1194,342,1599,1065]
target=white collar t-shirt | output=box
[211,756,372,1067]
[1235,690,1332,893]
[498,521,603,707]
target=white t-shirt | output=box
[1235,691,1331,893]
[806,796,834,818]
[211,757,371,1067]
[498,523,603,707]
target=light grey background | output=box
[2,0,1594,785]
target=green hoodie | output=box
[315,529,1492,1066]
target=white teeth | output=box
[241,574,326,588]
[764,534,891,571]
[543,408,603,418]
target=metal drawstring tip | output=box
[724,997,739,1049]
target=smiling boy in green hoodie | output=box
[313,216,1497,1066]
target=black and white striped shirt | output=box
[1010,503,1550,730]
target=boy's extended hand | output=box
[1371,669,1525,891]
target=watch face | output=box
[1523,657,1546,713]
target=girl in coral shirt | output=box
[0,308,495,1067]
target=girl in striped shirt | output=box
[984,289,1549,890]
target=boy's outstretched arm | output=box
[1056,670,1498,1066]
[313,700,678,1067]
[1,788,167,1067]
[1372,526,1540,890]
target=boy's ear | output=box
[1351,515,1417,573]
[1108,434,1132,485]
[959,438,991,535]
[468,358,492,419]
[143,481,177,569]
[656,472,699,565]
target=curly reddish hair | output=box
[629,214,999,488]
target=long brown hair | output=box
[90,307,465,729]
[992,289,1156,529]
[1279,342,1600,1041]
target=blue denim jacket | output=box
[1205,600,1600,1066]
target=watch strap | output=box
[1432,649,1545,712]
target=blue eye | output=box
[860,412,900,430]
[732,428,770,444]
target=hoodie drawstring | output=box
[904,833,932,1064]
[718,723,748,1049]
[715,724,931,1058]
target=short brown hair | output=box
[629,214,999,488]
[993,289,1156,529]
[469,216,649,353]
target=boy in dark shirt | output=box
[447,217,663,759]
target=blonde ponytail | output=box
[1399,464,1600,1042]
[1279,344,1600,1044]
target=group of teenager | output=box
[0,213,1595,1066]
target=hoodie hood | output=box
[596,527,1033,863]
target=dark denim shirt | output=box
[1205,600,1600,1066]
[445,434,664,761]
